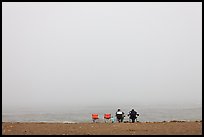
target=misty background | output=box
[2,2,202,118]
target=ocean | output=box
[2,105,202,123]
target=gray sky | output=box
[2,2,202,110]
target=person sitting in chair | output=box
[115,108,125,123]
[128,109,139,123]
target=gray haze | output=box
[2,2,202,112]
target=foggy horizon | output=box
[2,2,202,112]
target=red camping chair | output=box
[104,113,111,123]
[92,114,99,122]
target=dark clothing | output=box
[129,110,137,119]
[116,111,125,123]
[128,110,138,123]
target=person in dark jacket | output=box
[128,109,139,123]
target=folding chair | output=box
[104,113,111,123]
[92,114,99,122]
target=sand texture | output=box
[2,121,202,135]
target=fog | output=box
[2,2,202,112]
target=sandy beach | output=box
[2,121,202,135]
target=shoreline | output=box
[2,121,202,135]
[2,119,202,123]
